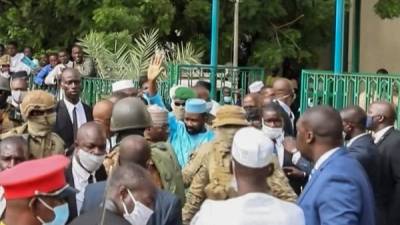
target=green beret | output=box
[174,87,196,100]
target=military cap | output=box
[20,90,55,118]
[0,155,77,200]
[174,87,196,100]
[212,105,249,128]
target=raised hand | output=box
[147,54,164,81]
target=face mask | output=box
[27,113,57,136]
[171,102,185,121]
[77,149,105,173]
[122,189,154,225]
[11,90,27,104]
[365,116,375,130]
[262,124,283,140]
[36,198,69,225]
[223,96,232,104]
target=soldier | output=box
[145,105,180,168]
[182,105,297,225]
[0,76,14,134]
[103,97,185,204]
[1,90,65,159]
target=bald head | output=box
[340,106,367,129]
[75,122,106,155]
[296,106,343,161]
[367,101,396,131]
[119,135,151,168]
[272,78,295,106]
[93,100,113,136]
[0,136,28,171]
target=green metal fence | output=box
[167,64,264,104]
[29,64,264,106]
[300,70,400,127]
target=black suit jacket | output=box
[274,101,295,137]
[53,100,93,149]
[65,161,108,222]
[376,128,400,225]
[69,208,130,225]
[347,134,380,200]
[80,181,182,225]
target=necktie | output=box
[72,107,78,139]
[88,174,94,184]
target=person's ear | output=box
[377,115,385,123]
[265,164,274,177]
[305,131,315,144]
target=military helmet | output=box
[20,90,55,118]
[0,76,10,92]
[110,97,152,132]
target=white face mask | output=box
[11,90,27,104]
[223,96,232,104]
[77,149,105,172]
[262,124,283,140]
[122,189,154,225]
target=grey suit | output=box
[81,181,182,225]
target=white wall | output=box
[358,0,400,73]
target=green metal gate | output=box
[300,70,400,127]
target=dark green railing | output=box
[167,64,264,104]
[300,70,400,127]
[29,64,264,106]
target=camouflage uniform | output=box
[0,90,65,159]
[1,123,65,159]
[0,104,17,134]
[104,143,186,205]
[182,138,297,224]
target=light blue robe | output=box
[168,113,214,168]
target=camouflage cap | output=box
[212,105,249,128]
[20,90,55,118]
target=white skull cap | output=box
[112,80,134,92]
[231,127,274,168]
[248,81,264,93]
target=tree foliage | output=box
[0,0,338,69]
[375,0,400,19]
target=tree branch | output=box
[277,14,305,29]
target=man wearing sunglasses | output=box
[1,90,65,159]
[0,155,77,225]
[169,87,196,121]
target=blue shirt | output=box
[34,64,53,85]
[143,92,166,108]
[168,113,214,167]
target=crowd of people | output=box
[0,41,399,225]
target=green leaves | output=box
[79,29,203,79]
[375,0,400,19]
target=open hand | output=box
[147,54,164,81]
[283,136,297,153]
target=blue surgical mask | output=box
[365,116,375,130]
[36,198,69,225]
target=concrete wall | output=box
[358,0,400,73]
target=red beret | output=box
[0,155,70,200]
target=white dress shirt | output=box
[346,133,369,147]
[191,193,305,225]
[373,126,394,144]
[314,147,340,170]
[10,53,30,74]
[72,156,97,214]
[63,99,87,129]
[275,135,285,167]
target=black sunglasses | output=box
[174,102,185,107]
